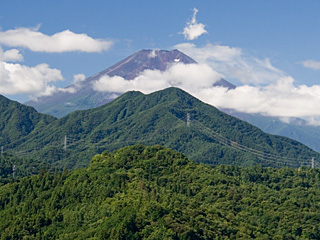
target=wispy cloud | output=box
[0,27,113,53]
[301,60,320,70]
[182,8,207,40]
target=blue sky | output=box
[1,1,320,123]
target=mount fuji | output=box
[25,49,235,118]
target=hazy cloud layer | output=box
[175,43,285,85]
[0,61,63,97]
[0,27,113,53]
[182,8,207,40]
[301,60,320,70]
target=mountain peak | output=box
[87,49,197,81]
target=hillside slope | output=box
[0,95,56,146]
[15,87,319,169]
[0,95,58,180]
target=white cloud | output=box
[193,76,320,124]
[93,62,223,94]
[182,8,207,40]
[0,61,63,97]
[57,87,76,94]
[148,50,157,58]
[0,27,113,53]
[73,73,86,85]
[0,47,23,62]
[175,43,285,85]
[301,60,320,70]
[60,73,87,94]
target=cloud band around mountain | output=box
[93,62,223,94]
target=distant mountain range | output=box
[25,49,235,118]
[223,109,320,153]
[1,87,318,174]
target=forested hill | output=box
[1,145,320,239]
[13,87,320,170]
[0,95,56,146]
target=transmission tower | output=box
[12,164,16,179]
[312,157,315,168]
[64,135,67,151]
[187,113,191,127]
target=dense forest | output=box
[1,145,320,239]
[0,153,57,186]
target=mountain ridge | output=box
[9,87,319,170]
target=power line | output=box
[191,119,315,168]
[1,120,317,169]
